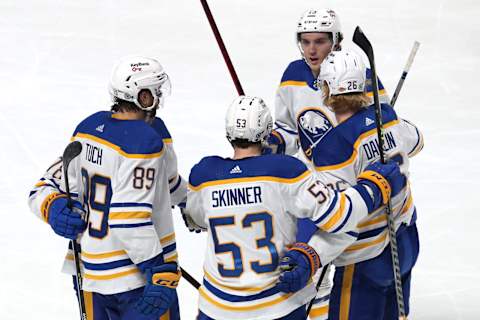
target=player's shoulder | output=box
[151,116,172,142]
[189,154,309,189]
[279,59,313,87]
[73,111,164,156]
[313,104,398,168]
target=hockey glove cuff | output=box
[277,242,321,293]
[136,263,180,317]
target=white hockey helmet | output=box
[296,9,342,50]
[225,96,273,143]
[319,50,366,96]
[109,56,171,111]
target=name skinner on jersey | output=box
[85,142,103,165]
[211,186,262,208]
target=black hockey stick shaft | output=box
[200,0,245,95]
[180,267,201,289]
[390,41,420,107]
[353,26,406,318]
[62,141,86,320]
[306,264,329,316]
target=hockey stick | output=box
[306,264,329,315]
[200,0,245,95]
[390,41,420,107]
[353,26,406,318]
[62,141,86,320]
[180,267,201,289]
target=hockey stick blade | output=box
[353,26,374,63]
[63,141,82,166]
[62,141,82,198]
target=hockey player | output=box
[182,96,407,320]
[28,56,187,319]
[266,9,391,319]
[315,50,423,319]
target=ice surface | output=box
[1,0,479,318]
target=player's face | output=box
[300,33,333,73]
[138,89,156,109]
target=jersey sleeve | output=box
[185,163,208,229]
[107,155,164,268]
[307,230,357,266]
[366,68,390,104]
[283,171,369,234]
[399,118,424,157]
[274,85,300,155]
[162,138,187,207]
[28,157,66,223]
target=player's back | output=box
[68,111,169,294]
[312,104,423,266]
[188,154,317,319]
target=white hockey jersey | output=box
[311,104,424,266]
[28,111,187,295]
[186,154,373,320]
[274,59,389,163]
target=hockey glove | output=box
[277,242,321,293]
[136,263,181,317]
[46,194,86,240]
[180,208,206,233]
[355,160,406,212]
[262,130,286,154]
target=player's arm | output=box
[28,157,64,222]
[285,161,405,234]
[162,139,188,207]
[180,162,208,232]
[267,86,299,155]
[28,157,86,239]
[366,68,390,104]
[399,118,424,157]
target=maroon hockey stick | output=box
[200,0,245,96]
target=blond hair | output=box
[322,84,371,114]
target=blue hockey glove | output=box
[277,242,321,293]
[355,160,406,212]
[136,263,180,317]
[46,194,86,240]
[263,130,286,154]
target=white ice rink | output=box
[1,0,479,318]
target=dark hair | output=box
[230,139,261,149]
[110,98,157,125]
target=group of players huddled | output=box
[29,8,423,320]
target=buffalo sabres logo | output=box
[297,109,333,159]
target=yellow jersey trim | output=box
[82,249,127,259]
[366,89,386,97]
[339,265,354,320]
[160,232,176,245]
[72,133,164,159]
[203,270,277,293]
[199,287,292,311]
[84,268,139,280]
[321,193,347,231]
[310,305,329,317]
[109,211,151,220]
[279,80,308,87]
[189,170,311,191]
[345,230,388,252]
